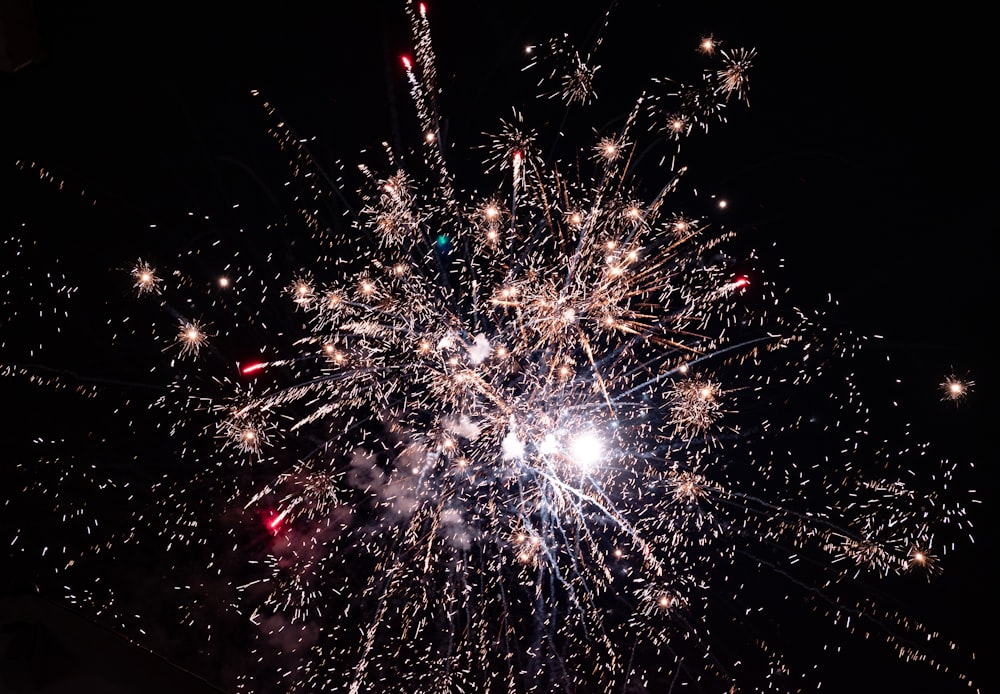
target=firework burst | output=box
[3,3,981,693]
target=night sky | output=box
[2,2,993,692]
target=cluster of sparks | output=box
[4,3,979,693]
[941,373,974,404]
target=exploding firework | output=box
[3,3,982,694]
[941,373,974,404]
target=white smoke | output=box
[501,419,525,460]
[346,447,385,492]
[467,332,492,365]
[443,413,481,440]
[438,506,473,550]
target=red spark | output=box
[265,510,287,535]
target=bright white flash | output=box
[502,429,525,460]
[539,433,559,456]
[569,431,603,470]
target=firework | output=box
[941,373,974,404]
[3,3,980,693]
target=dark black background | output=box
[2,2,993,692]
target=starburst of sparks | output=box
[941,373,974,403]
[3,3,980,693]
[131,259,163,295]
